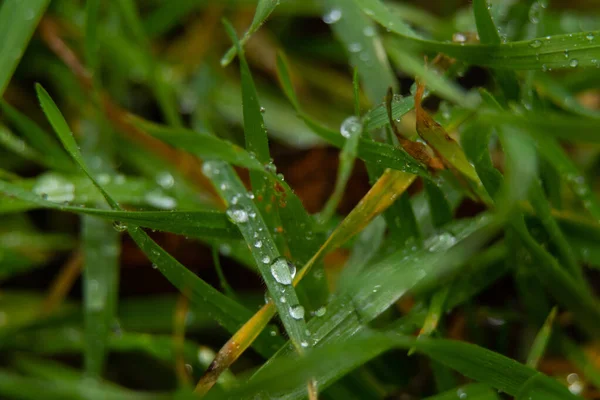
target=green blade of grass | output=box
[0,180,240,240]
[128,118,265,171]
[223,20,286,264]
[221,0,280,66]
[201,161,310,353]
[0,101,73,169]
[35,84,119,210]
[529,179,585,285]
[127,227,279,358]
[526,307,557,368]
[0,0,50,96]
[424,180,453,228]
[356,0,600,70]
[424,383,500,400]
[82,216,120,377]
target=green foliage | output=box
[1,0,600,399]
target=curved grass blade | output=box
[355,0,600,70]
[221,0,280,66]
[35,84,119,210]
[0,0,50,96]
[0,101,72,169]
[0,180,240,240]
[127,117,265,171]
[128,227,279,358]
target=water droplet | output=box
[567,373,583,395]
[340,116,362,139]
[197,348,214,365]
[313,306,326,317]
[113,221,127,232]
[270,329,277,336]
[270,257,296,284]
[300,341,309,348]
[202,161,219,177]
[529,2,542,24]
[247,191,255,200]
[145,191,177,209]
[262,255,271,264]
[363,26,375,37]
[457,388,468,399]
[570,59,579,68]
[323,8,342,24]
[452,32,467,43]
[219,244,231,256]
[33,174,75,203]
[260,106,266,113]
[97,173,111,185]
[529,39,542,48]
[185,364,193,375]
[564,50,569,58]
[425,232,457,252]
[254,240,262,248]
[264,162,277,174]
[289,305,305,320]
[156,171,175,189]
[587,33,595,42]
[152,264,158,269]
[226,205,249,224]
[348,42,362,53]
[541,64,548,72]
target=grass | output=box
[1,0,600,399]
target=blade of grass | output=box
[0,0,50,96]
[0,180,240,240]
[356,0,600,70]
[127,118,265,172]
[197,160,311,394]
[220,0,280,66]
[82,216,119,378]
[526,307,557,368]
[0,101,72,169]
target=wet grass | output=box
[1,0,600,399]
